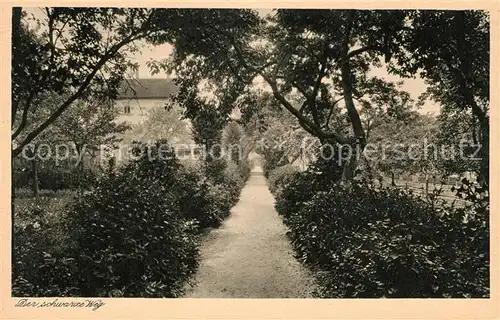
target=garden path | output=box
[183,166,317,298]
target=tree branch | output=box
[447,63,488,128]
[307,61,328,128]
[12,91,35,140]
[347,44,382,59]
[12,32,142,157]
[325,96,343,130]
[11,7,23,122]
[205,23,348,145]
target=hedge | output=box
[12,140,251,297]
[271,163,489,298]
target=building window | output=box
[124,105,131,114]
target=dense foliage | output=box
[12,8,490,300]
[12,159,97,191]
[266,164,298,196]
[262,149,289,179]
[12,140,249,297]
[64,142,199,297]
[12,8,212,156]
[178,159,250,229]
[269,168,489,298]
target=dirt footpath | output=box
[183,167,317,298]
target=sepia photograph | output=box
[8,5,491,305]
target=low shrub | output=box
[176,164,234,229]
[12,224,79,297]
[223,160,251,204]
[266,164,298,197]
[13,190,75,251]
[13,141,199,297]
[262,149,289,178]
[188,157,250,224]
[204,158,228,184]
[12,141,251,297]
[274,155,344,225]
[65,141,199,297]
[224,161,245,189]
[12,195,78,297]
[13,160,97,192]
[274,171,489,298]
[236,160,252,185]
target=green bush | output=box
[262,149,289,178]
[204,158,228,184]
[12,164,31,190]
[223,160,251,204]
[274,156,343,225]
[176,164,234,229]
[239,160,252,183]
[12,225,80,297]
[65,141,199,297]
[267,164,298,196]
[194,157,250,220]
[12,141,251,297]
[13,159,97,191]
[224,161,245,188]
[40,165,97,190]
[275,173,489,298]
[12,195,78,297]
[13,141,199,297]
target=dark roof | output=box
[117,78,178,99]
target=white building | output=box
[115,78,179,125]
[95,78,200,165]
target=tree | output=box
[12,92,66,196]
[235,90,315,173]
[222,121,245,165]
[433,107,482,178]
[389,10,489,186]
[367,111,438,187]
[52,97,131,169]
[125,105,191,145]
[12,92,129,195]
[359,87,417,183]
[11,7,209,158]
[259,96,316,170]
[149,9,411,180]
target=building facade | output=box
[116,78,178,125]
[111,78,201,162]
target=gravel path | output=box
[183,167,317,298]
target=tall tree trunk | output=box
[339,14,366,180]
[12,7,23,125]
[339,63,366,180]
[454,11,489,188]
[27,146,39,196]
[391,171,396,186]
[342,152,359,181]
[76,144,85,171]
